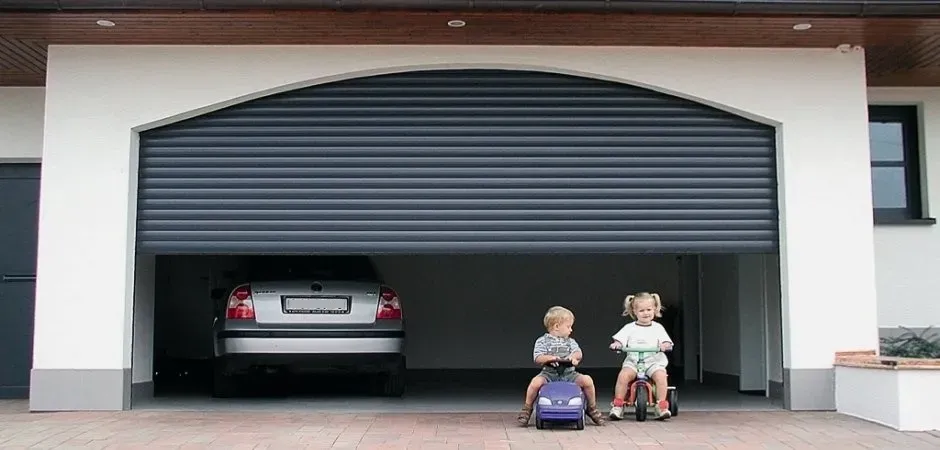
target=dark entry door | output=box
[0,164,40,398]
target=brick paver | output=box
[1,400,938,449]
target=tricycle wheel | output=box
[668,387,678,417]
[634,384,648,422]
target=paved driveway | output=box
[1,400,938,449]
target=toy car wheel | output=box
[535,418,545,430]
[667,387,678,417]
[634,384,648,422]
[576,408,585,430]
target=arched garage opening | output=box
[133,69,785,411]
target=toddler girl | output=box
[608,292,673,420]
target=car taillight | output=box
[376,285,402,320]
[226,284,255,320]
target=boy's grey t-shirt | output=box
[533,333,581,376]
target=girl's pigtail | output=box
[651,292,663,317]
[622,295,635,317]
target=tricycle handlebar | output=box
[612,346,668,353]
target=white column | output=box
[775,76,880,409]
[29,50,139,410]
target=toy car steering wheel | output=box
[543,358,575,368]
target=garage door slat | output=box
[139,187,774,200]
[136,69,777,254]
[139,177,770,189]
[137,240,775,254]
[138,209,777,221]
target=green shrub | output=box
[880,327,940,359]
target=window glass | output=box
[871,166,908,209]
[869,121,905,162]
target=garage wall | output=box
[868,88,940,336]
[765,254,784,386]
[33,45,877,411]
[374,254,678,369]
[701,253,782,393]
[131,255,154,391]
[153,254,678,369]
[701,255,740,378]
[0,87,44,161]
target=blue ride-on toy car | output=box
[534,359,586,430]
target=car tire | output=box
[380,356,406,397]
[211,360,238,398]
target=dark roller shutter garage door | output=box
[137,69,777,254]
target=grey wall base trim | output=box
[783,368,834,411]
[30,368,131,411]
[131,381,154,405]
[702,370,739,390]
[769,380,784,400]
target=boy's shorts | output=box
[538,369,581,383]
[622,359,667,378]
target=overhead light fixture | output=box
[96,19,116,27]
[792,23,812,31]
[447,19,466,28]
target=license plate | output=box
[283,296,349,314]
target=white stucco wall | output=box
[33,46,878,397]
[868,88,940,331]
[0,87,44,161]
[835,365,940,431]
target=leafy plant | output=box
[880,326,940,359]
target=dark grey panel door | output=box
[137,69,777,254]
[0,164,40,399]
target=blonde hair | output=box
[543,306,575,330]
[622,292,664,319]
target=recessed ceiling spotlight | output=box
[447,19,466,28]
[792,23,812,31]
[96,19,116,27]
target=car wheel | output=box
[211,360,238,398]
[380,356,406,397]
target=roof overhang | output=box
[1,1,939,18]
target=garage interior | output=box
[134,253,784,412]
[128,68,785,412]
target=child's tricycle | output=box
[534,359,586,430]
[613,346,679,422]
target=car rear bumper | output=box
[216,330,404,355]
[216,352,404,374]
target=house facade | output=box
[0,1,938,412]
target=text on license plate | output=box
[284,297,349,314]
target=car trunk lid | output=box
[250,280,381,326]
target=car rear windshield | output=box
[246,255,380,282]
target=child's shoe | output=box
[516,404,533,426]
[654,400,672,420]
[608,399,625,420]
[586,406,606,425]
